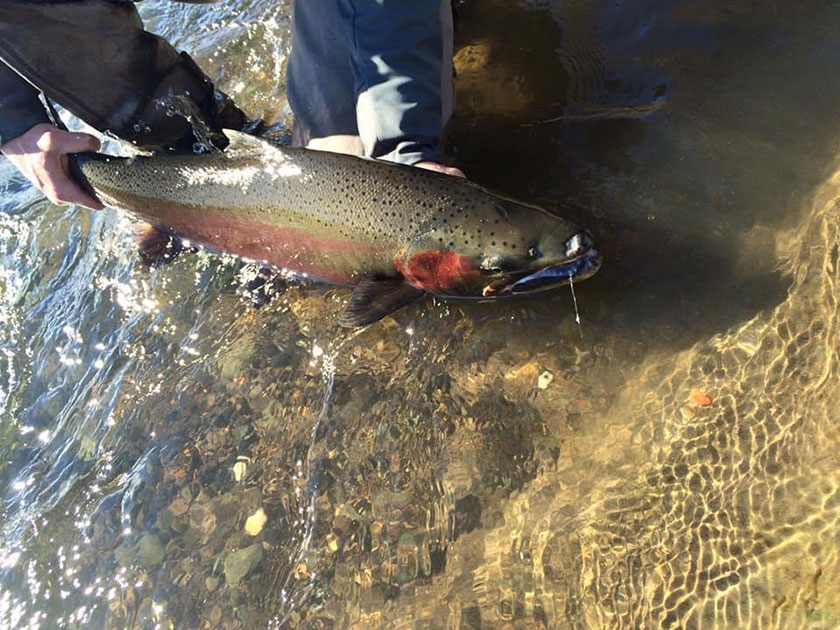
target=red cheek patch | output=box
[394,251,479,293]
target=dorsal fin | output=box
[222,129,277,153]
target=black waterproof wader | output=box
[0,0,247,151]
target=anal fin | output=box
[338,276,425,327]
[133,222,189,267]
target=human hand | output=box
[414,161,466,178]
[0,123,104,210]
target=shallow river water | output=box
[2,1,840,628]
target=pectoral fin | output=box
[338,276,425,327]
[133,222,188,267]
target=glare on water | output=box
[1,1,840,629]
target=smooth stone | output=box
[537,370,554,390]
[244,508,267,536]
[224,543,263,586]
[136,534,165,567]
[114,541,135,567]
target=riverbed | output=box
[2,1,839,628]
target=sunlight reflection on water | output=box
[1,1,840,629]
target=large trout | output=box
[76,131,601,326]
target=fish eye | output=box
[528,245,542,259]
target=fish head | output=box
[476,221,602,298]
[397,195,602,298]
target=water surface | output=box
[1,1,840,628]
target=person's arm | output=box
[345,0,463,176]
[0,61,48,142]
[1,123,103,210]
[0,63,103,209]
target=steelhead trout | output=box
[76,131,601,326]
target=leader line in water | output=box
[570,276,583,339]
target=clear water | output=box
[2,1,840,628]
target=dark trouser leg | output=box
[0,0,247,151]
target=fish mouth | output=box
[508,249,602,293]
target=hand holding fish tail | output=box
[0,123,103,210]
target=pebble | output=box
[504,360,541,388]
[114,541,135,567]
[209,604,222,625]
[205,576,220,593]
[224,543,264,586]
[537,370,554,390]
[190,503,217,536]
[179,485,193,504]
[136,534,165,567]
[244,507,268,536]
[691,389,713,406]
[169,497,190,517]
[232,461,247,482]
[158,508,174,531]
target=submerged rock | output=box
[136,534,166,567]
[189,502,217,539]
[244,507,267,536]
[224,543,264,586]
[537,370,554,390]
[232,460,247,482]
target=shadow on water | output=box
[448,0,840,355]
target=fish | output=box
[74,131,602,326]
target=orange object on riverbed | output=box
[691,389,713,406]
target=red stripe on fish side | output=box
[144,207,388,285]
[394,251,479,293]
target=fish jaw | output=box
[478,228,602,297]
[504,249,603,295]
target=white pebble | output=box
[537,370,554,390]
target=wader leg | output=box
[0,0,247,151]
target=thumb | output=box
[62,132,102,154]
